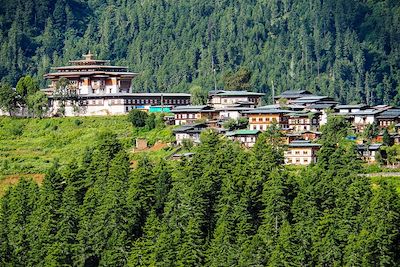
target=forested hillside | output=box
[1,121,399,266]
[0,0,399,104]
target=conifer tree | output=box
[27,161,66,266]
[0,178,39,266]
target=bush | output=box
[127,109,148,127]
[74,119,83,126]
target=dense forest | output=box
[1,117,399,266]
[0,0,400,104]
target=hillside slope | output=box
[0,116,174,178]
[0,0,399,104]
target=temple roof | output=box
[44,52,138,79]
[68,51,110,65]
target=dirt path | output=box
[360,172,400,177]
[0,173,45,196]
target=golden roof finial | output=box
[83,50,94,61]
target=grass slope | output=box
[0,116,175,181]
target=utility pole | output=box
[271,80,275,104]
[212,57,217,91]
[208,19,217,92]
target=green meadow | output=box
[0,116,175,179]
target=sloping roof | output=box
[275,90,312,99]
[44,71,138,78]
[288,140,322,148]
[173,123,208,133]
[348,109,382,116]
[215,107,254,111]
[256,104,305,110]
[335,104,368,109]
[357,143,382,151]
[171,105,212,113]
[226,129,261,136]
[376,108,400,119]
[292,96,337,104]
[287,111,319,117]
[307,103,336,109]
[373,105,393,110]
[243,108,293,114]
[209,90,265,97]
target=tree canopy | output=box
[1,128,399,266]
[0,0,399,105]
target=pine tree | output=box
[0,178,39,266]
[27,161,66,266]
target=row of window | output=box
[176,113,197,119]
[287,158,310,164]
[251,117,278,123]
[80,98,190,105]
[286,150,309,155]
[289,119,318,124]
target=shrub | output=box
[74,119,83,126]
[127,109,148,127]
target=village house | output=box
[292,95,338,107]
[356,143,383,163]
[376,108,400,128]
[301,131,322,141]
[284,140,322,165]
[334,104,368,114]
[216,106,254,121]
[208,90,265,109]
[282,133,302,144]
[173,123,208,145]
[243,108,291,131]
[171,105,219,125]
[287,111,320,132]
[346,109,382,132]
[225,129,261,148]
[44,52,191,116]
[274,90,313,104]
[306,103,336,125]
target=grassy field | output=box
[0,116,175,187]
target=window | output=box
[304,159,308,163]
[252,118,256,122]
[296,159,300,163]
[295,151,300,155]
[303,151,308,155]
[253,125,256,130]
[287,151,292,155]
[258,118,263,122]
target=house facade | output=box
[173,123,208,145]
[208,90,264,109]
[284,140,322,165]
[225,130,260,148]
[287,111,320,132]
[376,108,400,128]
[171,105,219,125]
[244,109,291,131]
[357,144,382,163]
